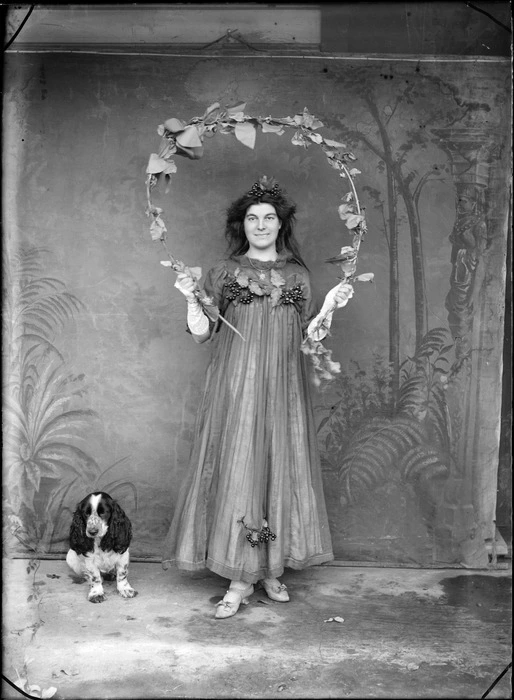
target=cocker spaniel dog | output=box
[66,492,137,603]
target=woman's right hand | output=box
[174,273,198,303]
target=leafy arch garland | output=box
[145,102,373,384]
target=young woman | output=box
[162,179,353,619]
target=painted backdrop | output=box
[3,52,510,567]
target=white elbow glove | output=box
[174,273,209,336]
[307,282,354,341]
[186,299,210,336]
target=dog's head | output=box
[83,492,114,538]
[69,492,132,555]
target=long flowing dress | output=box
[162,252,334,584]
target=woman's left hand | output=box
[333,282,354,308]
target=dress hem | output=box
[162,551,334,583]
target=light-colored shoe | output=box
[261,578,289,602]
[215,584,254,619]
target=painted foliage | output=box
[3,53,509,565]
[2,246,137,554]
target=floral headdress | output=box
[247,176,282,200]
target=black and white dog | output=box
[66,492,137,603]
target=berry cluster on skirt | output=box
[238,517,277,547]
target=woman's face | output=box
[244,203,281,255]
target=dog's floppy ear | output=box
[69,503,93,555]
[101,501,132,554]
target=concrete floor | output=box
[2,558,511,699]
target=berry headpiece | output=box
[247,175,282,200]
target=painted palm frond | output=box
[15,290,85,345]
[339,416,428,504]
[413,327,450,360]
[397,327,453,448]
[3,246,100,524]
[400,445,449,483]
[4,384,100,509]
[396,374,429,416]
[427,381,452,451]
[102,480,138,512]
[34,411,97,451]
[5,246,85,369]
[9,245,50,274]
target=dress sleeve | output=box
[203,261,229,312]
[300,270,321,332]
[194,261,229,338]
[183,261,228,338]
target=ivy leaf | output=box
[202,102,220,120]
[150,215,167,241]
[354,272,374,283]
[273,116,297,126]
[345,214,365,230]
[187,266,203,281]
[226,102,247,114]
[163,118,187,133]
[349,168,362,177]
[270,269,285,287]
[236,271,250,288]
[146,153,168,174]
[307,132,323,144]
[261,122,285,135]
[176,126,203,148]
[291,130,308,148]
[249,281,265,295]
[229,112,247,123]
[338,203,354,219]
[234,122,257,149]
[158,141,177,160]
[327,158,343,170]
[299,107,324,130]
[218,122,235,135]
[270,288,283,306]
[175,144,204,160]
[324,138,346,148]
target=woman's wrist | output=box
[186,299,209,335]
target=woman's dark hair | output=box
[224,185,308,268]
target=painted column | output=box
[432,127,507,566]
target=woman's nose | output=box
[257,220,265,230]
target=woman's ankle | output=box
[229,580,250,591]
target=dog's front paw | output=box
[89,593,107,604]
[119,587,138,599]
